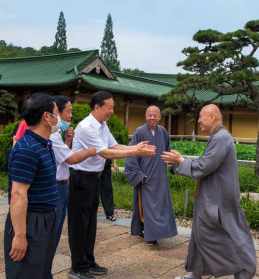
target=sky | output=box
[0,0,258,73]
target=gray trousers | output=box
[4,210,57,279]
[234,270,255,279]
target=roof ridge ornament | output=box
[80,57,114,79]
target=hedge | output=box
[171,140,256,161]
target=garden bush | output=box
[240,196,259,229]
[171,140,256,161]
[239,166,259,192]
[0,122,18,171]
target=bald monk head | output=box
[145,105,161,129]
[198,104,223,135]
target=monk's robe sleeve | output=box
[124,132,147,187]
[175,135,229,179]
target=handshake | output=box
[134,141,184,165]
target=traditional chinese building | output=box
[0,50,257,140]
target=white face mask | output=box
[49,115,60,134]
[50,124,59,134]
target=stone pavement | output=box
[0,197,258,279]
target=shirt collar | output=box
[26,129,52,148]
[89,113,103,129]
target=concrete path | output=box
[0,197,258,279]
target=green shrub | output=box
[239,166,259,192]
[71,103,91,127]
[108,115,128,145]
[169,173,196,218]
[236,144,256,160]
[0,122,18,171]
[171,141,205,156]
[0,171,8,191]
[240,196,259,229]
[170,140,257,161]
[169,172,196,191]
[112,172,133,210]
[72,103,128,144]
[172,191,194,218]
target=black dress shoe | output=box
[138,231,144,238]
[89,263,108,276]
[106,215,116,222]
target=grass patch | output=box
[0,172,8,192]
[112,172,133,210]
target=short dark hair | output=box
[90,91,113,110]
[53,95,70,113]
[21,93,55,126]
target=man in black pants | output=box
[99,159,116,221]
[68,91,155,279]
[4,93,60,279]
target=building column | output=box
[167,113,172,135]
[124,100,130,128]
[229,113,233,134]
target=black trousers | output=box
[99,159,114,217]
[68,169,100,273]
[4,210,56,279]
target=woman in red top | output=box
[13,119,28,145]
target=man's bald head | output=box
[198,104,223,135]
[200,104,223,122]
[145,105,161,129]
[146,105,161,115]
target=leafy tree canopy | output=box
[100,13,120,71]
[165,19,259,174]
[53,11,67,51]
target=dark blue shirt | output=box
[8,130,59,210]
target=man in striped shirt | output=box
[4,93,60,279]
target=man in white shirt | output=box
[49,96,96,279]
[68,91,155,279]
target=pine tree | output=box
[100,14,120,71]
[53,11,67,51]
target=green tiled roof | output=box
[82,72,173,98]
[135,73,177,86]
[187,89,250,105]
[0,50,254,105]
[0,50,98,87]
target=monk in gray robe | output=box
[125,106,177,244]
[161,104,256,279]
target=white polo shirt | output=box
[72,113,117,172]
[50,130,73,181]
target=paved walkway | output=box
[0,197,258,279]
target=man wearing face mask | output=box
[49,96,96,266]
[4,93,60,279]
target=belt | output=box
[28,207,56,213]
[71,169,101,177]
